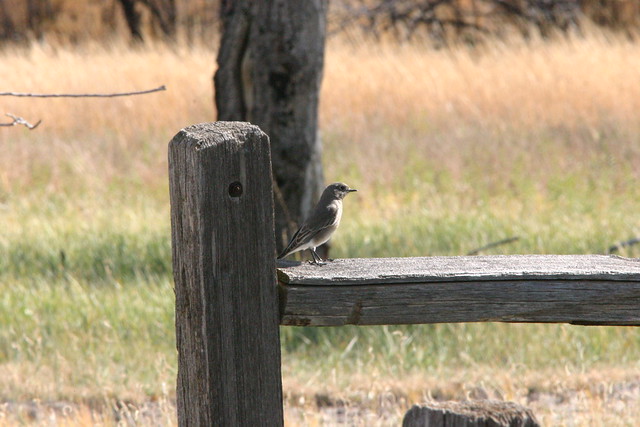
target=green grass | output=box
[2,34,640,424]
[0,194,170,283]
[2,174,639,425]
[0,277,175,400]
[2,121,640,410]
[281,323,640,378]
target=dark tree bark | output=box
[215,0,328,255]
[140,0,177,40]
[117,0,177,43]
[26,0,51,41]
[117,0,144,43]
[0,0,19,42]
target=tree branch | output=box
[607,237,640,254]
[467,236,520,256]
[0,85,166,98]
[0,113,41,130]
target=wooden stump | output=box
[402,400,539,427]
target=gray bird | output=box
[278,182,357,264]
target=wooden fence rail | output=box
[168,121,640,426]
[278,255,640,326]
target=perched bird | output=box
[278,182,357,265]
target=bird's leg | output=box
[309,248,326,265]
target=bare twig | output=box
[0,113,41,130]
[467,236,520,256]
[607,237,640,254]
[0,85,166,98]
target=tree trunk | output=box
[140,0,177,40]
[0,0,19,42]
[215,0,328,255]
[26,0,51,41]
[117,0,144,43]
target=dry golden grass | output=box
[0,367,637,425]
[321,31,640,200]
[283,366,640,426]
[0,42,214,196]
[323,30,640,130]
[3,31,640,200]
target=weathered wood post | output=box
[169,122,283,425]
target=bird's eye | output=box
[340,185,347,191]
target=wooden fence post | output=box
[169,122,283,426]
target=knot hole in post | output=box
[228,181,243,198]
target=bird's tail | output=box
[277,246,293,259]
[278,233,303,259]
[278,224,312,260]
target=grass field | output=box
[1,31,640,425]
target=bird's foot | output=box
[308,259,327,266]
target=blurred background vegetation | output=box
[0,0,639,45]
[1,1,640,426]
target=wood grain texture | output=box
[278,255,640,326]
[170,122,283,426]
[403,401,539,427]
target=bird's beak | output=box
[348,189,357,192]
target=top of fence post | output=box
[169,121,283,426]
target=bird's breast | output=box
[329,200,343,226]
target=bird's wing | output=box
[296,204,339,243]
[278,205,339,258]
